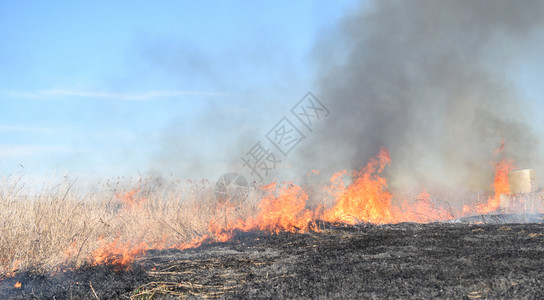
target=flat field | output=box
[2,221,544,299]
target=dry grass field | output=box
[0,148,520,278]
[1,152,543,298]
[0,175,262,276]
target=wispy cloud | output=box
[0,145,72,157]
[7,89,228,101]
[0,125,54,134]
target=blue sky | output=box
[2,1,544,188]
[0,1,361,182]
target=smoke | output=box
[300,0,544,192]
[139,31,305,180]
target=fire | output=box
[462,204,471,216]
[323,147,394,224]
[209,183,315,241]
[476,144,516,214]
[403,189,453,222]
[117,188,144,211]
[245,183,314,233]
[14,282,21,288]
[89,182,319,269]
[490,158,515,205]
[91,239,150,270]
[175,236,208,251]
[82,143,515,270]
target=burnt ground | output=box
[2,218,544,299]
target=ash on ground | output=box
[2,219,544,299]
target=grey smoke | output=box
[299,0,544,192]
[142,33,305,180]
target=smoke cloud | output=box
[300,0,544,192]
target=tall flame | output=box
[323,147,394,224]
[476,143,516,213]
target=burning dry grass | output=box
[0,176,259,276]
[0,145,539,279]
[0,173,440,277]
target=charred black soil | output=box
[2,221,544,299]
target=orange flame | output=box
[116,188,144,211]
[323,147,394,224]
[175,235,209,251]
[247,183,314,233]
[476,144,516,213]
[402,189,453,222]
[14,282,21,288]
[462,204,471,216]
[209,183,315,241]
[84,144,516,270]
[91,239,149,270]
[89,235,170,270]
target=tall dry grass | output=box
[1,172,524,276]
[0,176,259,275]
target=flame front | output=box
[91,239,149,269]
[476,146,516,214]
[88,143,517,269]
[323,147,394,224]
[209,183,315,241]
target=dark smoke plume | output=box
[301,0,544,192]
